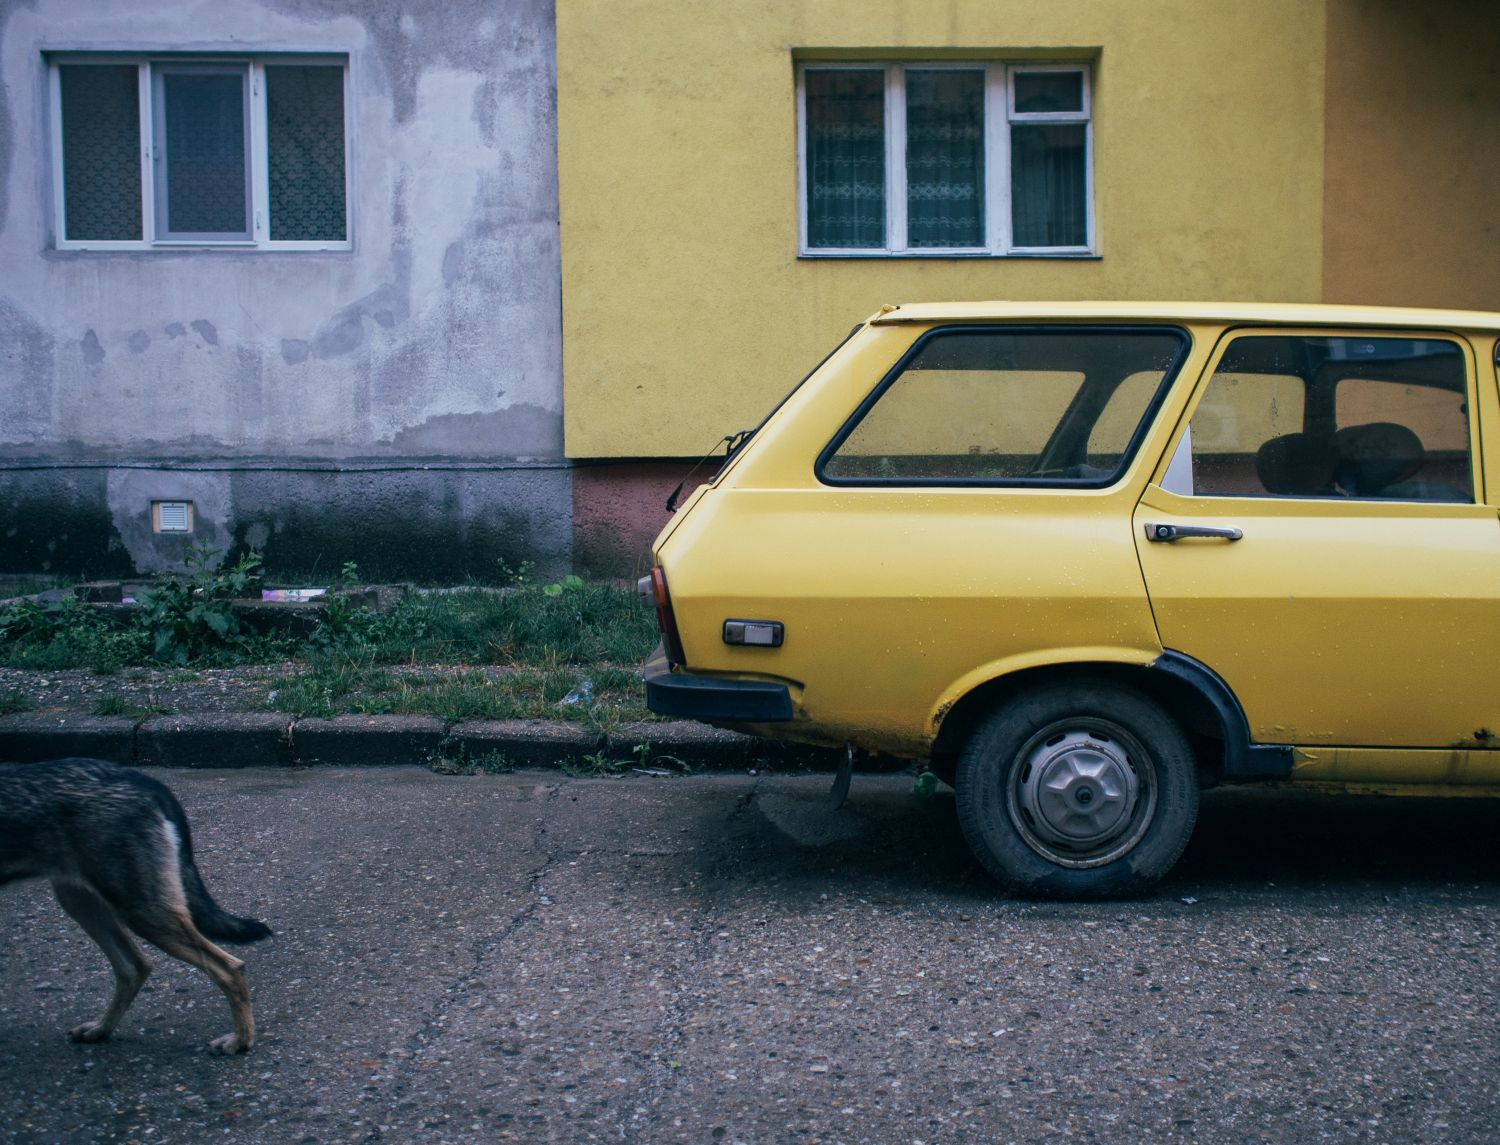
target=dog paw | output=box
[207,1033,251,1055]
[68,1022,112,1044]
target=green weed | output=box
[426,741,517,775]
[93,694,172,719]
[410,670,521,721]
[563,747,625,777]
[365,583,655,667]
[1,562,658,696]
[0,692,33,716]
[629,740,690,774]
[0,595,145,672]
[133,543,264,665]
[262,653,396,717]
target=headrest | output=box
[1334,422,1423,495]
[1255,432,1335,495]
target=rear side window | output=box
[818,327,1188,485]
[1185,335,1472,502]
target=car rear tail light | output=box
[639,566,687,665]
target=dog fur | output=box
[0,758,271,1054]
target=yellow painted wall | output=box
[1323,0,1500,310]
[558,1,1326,458]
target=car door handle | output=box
[1144,522,1243,543]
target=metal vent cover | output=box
[153,501,193,533]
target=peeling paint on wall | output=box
[0,1,23,234]
[1,0,561,463]
[386,405,564,459]
[80,330,104,366]
[0,0,567,576]
[260,0,555,127]
[105,470,233,573]
[0,297,54,443]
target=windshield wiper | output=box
[665,429,752,512]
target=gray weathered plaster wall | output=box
[0,0,569,577]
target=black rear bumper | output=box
[642,647,794,722]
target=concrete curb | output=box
[138,713,294,769]
[0,711,841,772]
[0,713,137,764]
[294,715,447,766]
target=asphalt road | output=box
[2,766,1499,1144]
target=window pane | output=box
[905,70,983,248]
[1190,336,1472,502]
[1011,123,1086,247]
[804,69,885,249]
[1189,372,1307,495]
[1014,71,1083,114]
[1089,371,1166,457]
[161,70,248,235]
[59,65,142,241]
[1338,378,1468,452]
[1332,344,1471,501]
[267,65,347,241]
[823,329,1185,483]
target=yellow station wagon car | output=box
[641,302,1500,898]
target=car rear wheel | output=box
[955,681,1199,899]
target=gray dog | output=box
[0,758,271,1053]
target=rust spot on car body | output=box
[932,700,954,729]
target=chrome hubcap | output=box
[1011,724,1154,868]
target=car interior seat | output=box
[1333,422,1424,497]
[1254,432,1337,496]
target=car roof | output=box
[867,300,1500,332]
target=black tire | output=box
[955,680,1199,899]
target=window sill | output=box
[798,250,1100,261]
[50,242,354,254]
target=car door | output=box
[1133,327,1500,759]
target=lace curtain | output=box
[1011,123,1087,248]
[905,70,984,248]
[804,70,885,248]
[267,65,347,242]
[59,65,142,241]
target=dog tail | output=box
[149,777,274,945]
[180,854,274,944]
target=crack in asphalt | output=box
[369,779,569,1140]
[624,778,763,1144]
[340,777,766,1143]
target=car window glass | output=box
[828,368,1079,473]
[1187,335,1472,502]
[821,328,1187,484]
[1087,370,1162,457]
[1337,378,1467,451]
[1187,372,1305,494]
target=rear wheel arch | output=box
[930,659,1229,786]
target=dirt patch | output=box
[0,665,290,716]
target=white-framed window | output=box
[797,61,1093,257]
[49,54,350,251]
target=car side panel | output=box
[1137,484,1500,749]
[657,484,1164,756]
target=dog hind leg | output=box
[52,882,152,1044]
[123,905,256,1055]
